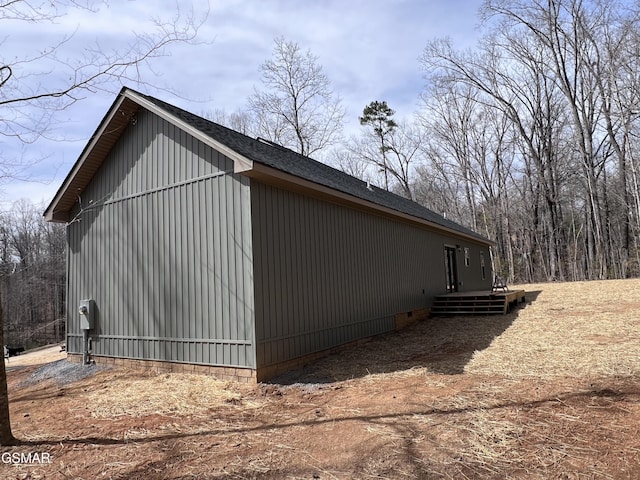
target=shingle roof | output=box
[136,90,491,245]
[44,87,491,245]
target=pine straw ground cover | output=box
[3,279,640,479]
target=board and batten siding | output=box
[251,182,491,368]
[67,108,256,368]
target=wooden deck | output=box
[430,289,527,316]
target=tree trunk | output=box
[0,291,17,446]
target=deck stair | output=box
[430,290,526,316]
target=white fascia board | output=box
[125,90,253,173]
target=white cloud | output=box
[1,0,483,206]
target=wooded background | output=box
[416,0,640,283]
[4,0,639,349]
[1,201,65,348]
[334,0,640,284]
[216,0,640,284]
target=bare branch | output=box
[248,37,344,158]
[0,65,10,89]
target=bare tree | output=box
[248,37,345,158]
[2,200,65,348]
[420,84,482,229]
[419,82,520,279]
[478,0,640,279]
[207,108,255,136]
[330,149,375,183]
[0,0,205,447]
[420,0,640,282]
[422,33,572,281]
[384,120,423,200]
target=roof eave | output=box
[244,163,494,246]
[43,92,138,223]
[44,88,492,247]
[43,88,254,223]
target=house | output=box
[44,87,494,382]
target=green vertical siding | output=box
[251,182,491,367]
[66,109,255,368]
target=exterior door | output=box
[445,246,458,293]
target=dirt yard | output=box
[2,279,640,479]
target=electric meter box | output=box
[79,299,95,330]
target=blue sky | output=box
[1,0,483,209]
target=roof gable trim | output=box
[44,89,255,223]
[125,90,253,173]
[43,94,137,222]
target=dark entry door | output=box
[445,246,458,293]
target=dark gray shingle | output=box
[137,90,491,244]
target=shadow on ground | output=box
[16,370,639,449]
[271,290,542,385]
